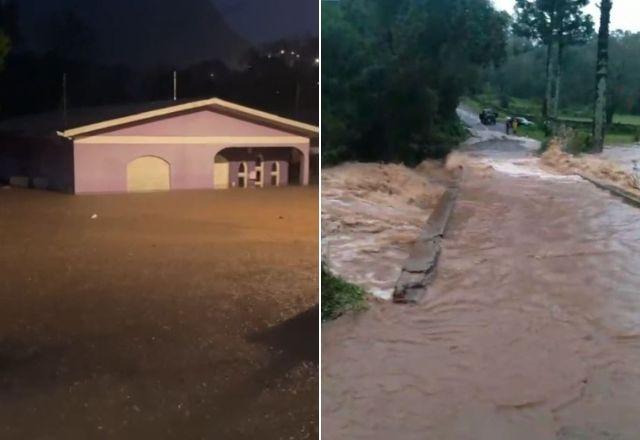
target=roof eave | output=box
[58,98,319,140]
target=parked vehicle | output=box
[515,116,535,126]
[480,108,498,125]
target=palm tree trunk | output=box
[593,0,613,152]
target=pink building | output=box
[0,98,318,194]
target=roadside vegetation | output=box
[322,0,510,166]
[321,264,367,321]
[474,1,638,149]
[464,94,640,145]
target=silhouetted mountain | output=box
[15,0,251,68]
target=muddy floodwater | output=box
[0,187,318,439]
[322,163,445,299]
[323,134,640,439]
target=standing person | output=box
[513,117,519,135]
[506,117,512,134]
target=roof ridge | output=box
[59,98,318,139]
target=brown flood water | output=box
[0,187,318,439]
[322,163,445,299]
[323,158,640,439]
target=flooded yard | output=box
[0,186,318,439]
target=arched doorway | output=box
[213,154,230,189]
[237,162,248,188]
[270,162,280,186]
[126,156,170,192]
[255,155,264,188]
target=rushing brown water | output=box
[322,163,445,299]
[323,144,640,439]
[0,187,318,439]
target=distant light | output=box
[314,58,320,64]
[280,49,285,54]
[296,54,300,58]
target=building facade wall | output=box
[73,142,308,194]
[72,108,311,194]
[94,109,297,138]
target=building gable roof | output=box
[58,98,319,139]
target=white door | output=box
[213,155,230,189]
[127,156,170,192]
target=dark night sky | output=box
[211,0,318,43]
[14,0,318,68]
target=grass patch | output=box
[605,132,638,145]
[321,264,367,321]
[613,114,640,125]
[517,125,547,142]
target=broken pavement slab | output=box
[393,187,459,304]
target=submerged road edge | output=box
[393,186,459,304]
[577,172,640,208]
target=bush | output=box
[565,130,593,154]
[321,264,367,321]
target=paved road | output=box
[323,116,640,439]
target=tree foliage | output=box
[322,0,509,165]
[513,0,594,118]
[483,30,640,118]
[0,0,16,73]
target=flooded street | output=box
[600,144,640,173]
[323,118,640,439]
[0,187,318,439]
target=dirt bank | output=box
[322,162,447,299]
[0,187,318,440]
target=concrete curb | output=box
[393,187,459,304]
[578,173,640,208]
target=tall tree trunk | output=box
[593,0,613,152]
[545,7,559,125]
[552,42,563,119]
[543,42,553,119]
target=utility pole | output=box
[62,72,68,128]
[173,70,178,101]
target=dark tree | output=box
[322,0,509,165]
